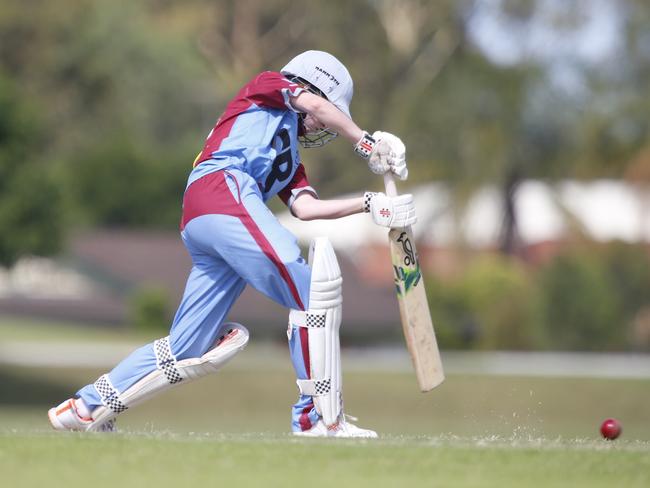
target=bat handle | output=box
[383,172,398,197]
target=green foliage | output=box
[599,241,650,321]
[65,133,187,227]
[1,0,649,226]
[426,276,473,349]
[601,242,650,350]
[429,255,539,350]
[429,243,650,351]
[129,284,171,333]
[0,0,211,229]
[536,243,650,351]
[0,73,64,266]
[459,255,540,349]
[536,250,621,351]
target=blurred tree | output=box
[0,73,64,266]
[65,132,187,227]
[575,0,650,178]
[459,255,539,349]
[0,0,212,228]
[427,255,540,350]
[599,241,650,347]
[0,0,648,238]
[536,249,623,351]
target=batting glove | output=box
[364,191,417,228]
[354,131,408,181]
[372,131,407,180]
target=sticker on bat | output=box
[393,263,422,296]
[397,232,416,266]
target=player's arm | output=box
[291,192,363,221]
[290,92,409,181]
[291,191,417,228]
[290,91,364,144]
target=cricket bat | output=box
[384,173,444,392]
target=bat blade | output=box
[388,225,445,392]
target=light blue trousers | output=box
[77,169,319,431]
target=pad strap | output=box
[296,378,332,396]
[154,336,183,384]
[94,375,128,414]
[289,309,327,329]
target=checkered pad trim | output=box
[363,192,377,213]
[314,378,331,395]
[94,375,128,414]
[154,336,183,385]
[306,313,326,328]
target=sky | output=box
[467,0,625,95]
[467,0,623,66]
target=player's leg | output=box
[49,231,249,432]
[60,168,307,431]
[288,238,377,438]
[181,170,355,433]
[199,171,375,437]
[287,321,321,432]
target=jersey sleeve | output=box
[244,71,305,112]
[278,163,318,209]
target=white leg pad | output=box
[87,322,249,431]
[291,237,343,427]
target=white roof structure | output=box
[277,180,650,251]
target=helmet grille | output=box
[286,75,329,101]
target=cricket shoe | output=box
[48,398,116,432]
[294,415,377,439]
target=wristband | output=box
[363,192,377,213]
[354,132,376,159]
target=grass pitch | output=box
[2,432,649,488]
[2,318,650,486]
[3,365,650,488]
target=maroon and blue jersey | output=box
[189,71,315,206]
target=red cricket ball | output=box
[600,418,622,440]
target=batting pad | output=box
[292,237,343,427]
[88,322,249,431]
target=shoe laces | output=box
[342,413,358,424]
[336,413,361,432]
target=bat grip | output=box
[383,172,398,197]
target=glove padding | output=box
[368,131,408,181]
[368,192,417,228]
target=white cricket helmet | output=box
[281,50,354,118]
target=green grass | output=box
[1,433,649,488]
[3,361,650,439]
[0,316,144,343]
[2,317,650,486]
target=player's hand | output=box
[370,131,408,180]
[354,131,408,181]
[364,191,417,228]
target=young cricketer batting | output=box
[48,50,415,437]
